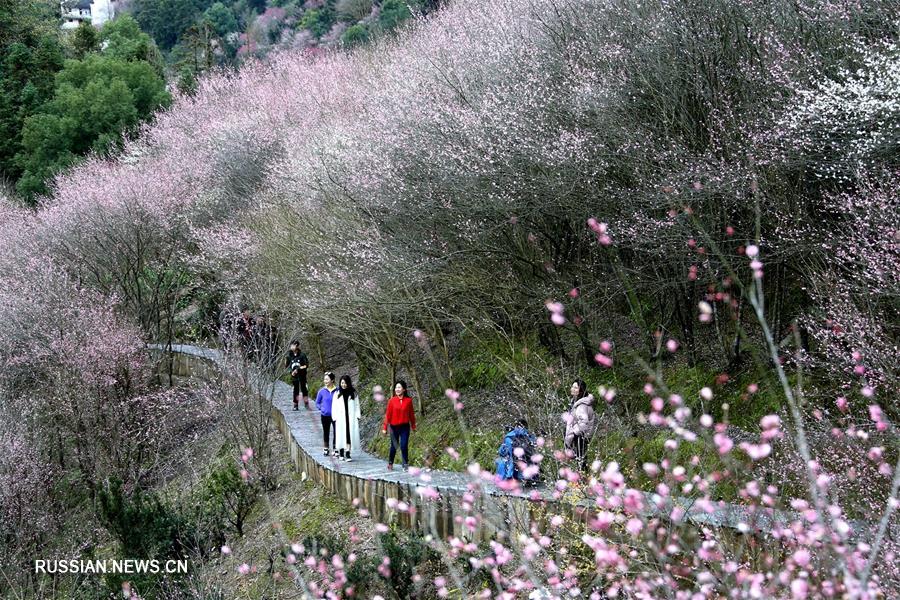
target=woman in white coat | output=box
[331,375,361,462]
[564,379,596,472]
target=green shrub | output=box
[341,23,369,47]
[378,0,411,31]
[196,456,259,537]
[97,479,189,561]
[377,528,437,599]
[96,479,193,596]
[300,8,334,38]
[344,553,378,592]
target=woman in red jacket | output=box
[382,380,416,471]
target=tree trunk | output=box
[314,330,326,374]
[404,358,426,417]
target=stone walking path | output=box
[165,344,541,494]
[160,343,798,540]
[266,373,477,494]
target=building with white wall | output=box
[61,0,117,30]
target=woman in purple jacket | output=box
[315,372,337,456]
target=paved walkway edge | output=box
[153,344,794,542]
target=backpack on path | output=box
[495,426,539,484]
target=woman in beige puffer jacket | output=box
[564,379,596,471]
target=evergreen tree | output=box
[100,15,165,77]
[131,0,217,50]
[71,21,99,58]
[15,54,170,202]
[0,31,64,185]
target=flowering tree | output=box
[0,420,58,589]
[0,0,898,596]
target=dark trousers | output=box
[338,415,351,457]
[292,376,308,405]
[573,434,588,471]
[388,423,411,465]
[321,415,334,449]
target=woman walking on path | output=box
[315,372,337,456]
[564,379,596,471]
[332,375,361,462]
[382,380,416,471]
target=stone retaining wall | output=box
[156,344,792,543]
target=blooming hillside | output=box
[1,0,898,597]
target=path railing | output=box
[155,344,794,542]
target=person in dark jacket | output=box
[286,340,309,410]
[381,380,416,471]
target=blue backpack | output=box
[495,428,537,482]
